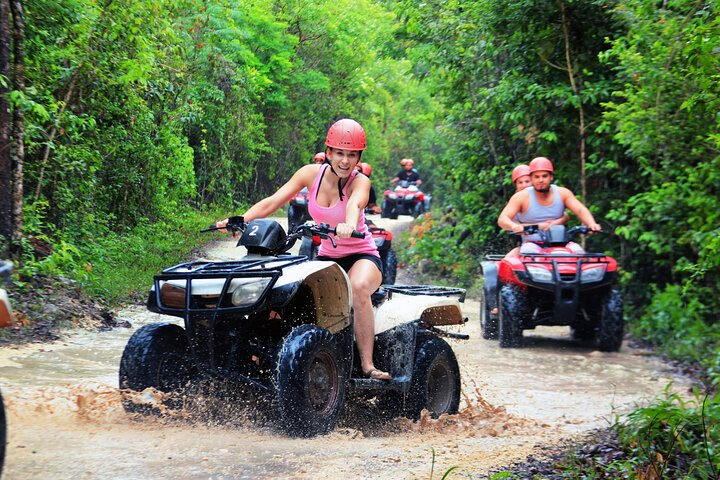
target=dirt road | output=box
[0,215,690,479]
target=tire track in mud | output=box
[0,214,692,479]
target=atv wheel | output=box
[274,325,346,437]
[119,322,196,415]
[298,237,318,259]
[595,289,623,352]
[381,201,391,219]
[0,390,6,475]
[498,285,524,348]
[404,337,461,420]
[480,287,498,340]
[570,324,596,341]
[287,205,299,232]
[382,250,398,285]
[412,202,424,218]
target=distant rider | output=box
[313,152,326,164]
[391,158,421,186]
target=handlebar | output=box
[508,225,594,235]
[290,222,364,248]
[203,217,364,250]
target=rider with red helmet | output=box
[217,119,390,381]
[313,152,326,164]
[391,158,422,186]
[498,157,600,240]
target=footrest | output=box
[350,376,410,392]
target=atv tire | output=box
[119,322,196,416]
[480,287,499,340]
[382,250,398,285]
[273,325,346,437]
[595,289,623,352]
[404,336,461,420]
[381,201,391,219]
[498,285,524,348]
[412,202,424,218]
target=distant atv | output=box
[480,225,623,351]
[287,187,312,232]
[298,220,398,286]
[119,217,467,437]
[381,181,427,219]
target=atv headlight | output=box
[580,265,606,283]
[388,193,398,200]
[526,266,553,283]
[230,278,271,307]
[405,194,415,200]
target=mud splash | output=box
[0,215,693,479]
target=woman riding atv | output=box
[217,119,391,380]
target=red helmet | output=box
[313,152,326,164]
[360,162,372,177]
[528,157,554,174]
[325,119,367,151]
[511,164,531,183]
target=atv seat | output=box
[371,287,387,307]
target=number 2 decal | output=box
[248,225,260,236]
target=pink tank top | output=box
[307,164,379,258]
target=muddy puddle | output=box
[0,216,692,479]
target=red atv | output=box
[287,187,312,232]
[381,181,426,219]
[299,220,398,285]
[480,225,623,351]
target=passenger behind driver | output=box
[498,157,600,254]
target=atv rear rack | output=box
[383,285,466,302]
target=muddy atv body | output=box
[481,225,623,352]
[119,218,467,437]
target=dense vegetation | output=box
[1,0,718,476]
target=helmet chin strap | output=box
[328,164,349,201]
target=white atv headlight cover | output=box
[580,265,607,283]
[526,265,553,283]
[231,278,272,307]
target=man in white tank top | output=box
[497,157,601,249]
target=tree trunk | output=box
[10,0,25,262]
[0,0,12,259]
[560,1,587,203]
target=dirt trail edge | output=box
[0,215,690,479]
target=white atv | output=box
[119,218,468,437]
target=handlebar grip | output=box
[351,230,365,239]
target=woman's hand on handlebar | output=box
[334,222,356,239]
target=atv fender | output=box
[480,261,499,312]
[274,261,353,334]
[374,295,464,335]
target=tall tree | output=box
[0,0,12,259]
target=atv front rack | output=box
[382,285,466,303]
[150,256,309,316]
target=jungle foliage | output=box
[2,0,719,476]
[391,0,720,382]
